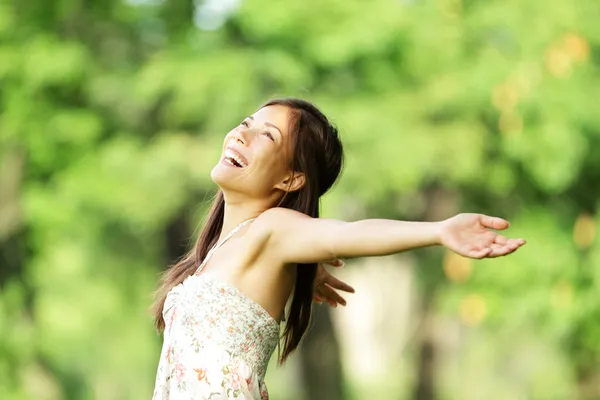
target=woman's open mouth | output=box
[222,148,248,168]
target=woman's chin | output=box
[210,163,243,187]
[210,165,227,185]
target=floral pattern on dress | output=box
[153,274,280,400]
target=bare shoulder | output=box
[254,207,311,231]
[242,208,307,267]
[250,208,309,240]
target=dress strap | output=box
[194,217,256,276]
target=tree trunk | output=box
[413,308,436,400]
[412,184,459,400]
[299,304,344,400]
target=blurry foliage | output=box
[0,0,599,398]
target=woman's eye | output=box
[262,131,275,141]
[240,120,249,127]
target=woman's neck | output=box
[219,197,270,240]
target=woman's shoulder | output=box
[241,208,308,267]
[256,207,310,226]
[250,208,310,238]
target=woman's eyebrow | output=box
[264,122,283,136]
[245,116,283,138]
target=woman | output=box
[151,98,526,399]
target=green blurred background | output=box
[1,0,599,399]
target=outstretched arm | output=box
[257,208,525,265]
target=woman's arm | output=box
[257,208,525,265]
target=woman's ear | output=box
[275,172,306,192]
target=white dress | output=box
[152,219,280,399]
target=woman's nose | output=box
[235,129,247,145]
[235,127,259,145]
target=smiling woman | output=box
[150,98,526,399]
[222,116,278,167]
[211,103,313,202]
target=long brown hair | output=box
[151,98,344,363]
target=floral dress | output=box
[152,219,281,399]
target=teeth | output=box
[224,149,248,167]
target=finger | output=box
[319,284,347,306]
[324,275,355,293]
[493,238,524,253]
[481,231,498,246]
[508,238,526,246]
[314,287,337,307]
[480,215,510,230]
[316,288,343,307]
[477,237,526,258]
[314,293,336,307]
[322,296,338,307]
[488,243,511,258]
[324,258,345,267]
[467,248,491,259]
[313,294,324,303]
[494,235,508,245]
[496,236,526,248]
[489,242,525,258]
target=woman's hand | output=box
[313,259,355,307]
[438,213,526,259]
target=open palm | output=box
[439,213,526,259]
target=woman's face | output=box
[211,105,301,198]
